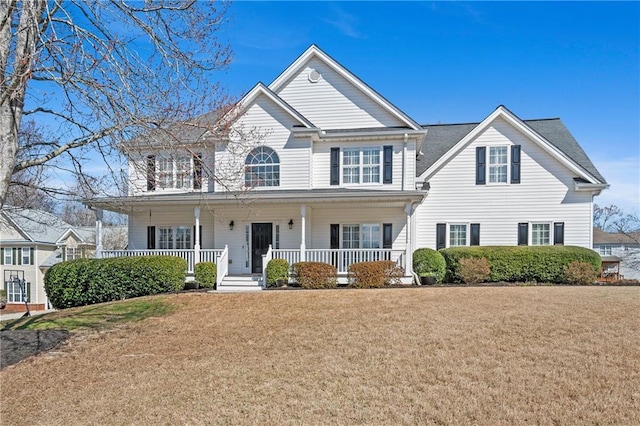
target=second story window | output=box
[245,146,280,187]
[489,146,508,183]
[146,153,202,192]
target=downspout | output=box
[402,133,408,191]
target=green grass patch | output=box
[1,296,174,332]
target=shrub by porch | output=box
[348,260,404,288]
[44,256,187,309]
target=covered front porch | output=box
[90,189,427,287]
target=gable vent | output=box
[308,69,321,83]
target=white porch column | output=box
[95,209,103,259]
[405,202,413,276]
[194,206,201,263]
[300,205,306,262]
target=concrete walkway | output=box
[0,309,55,322]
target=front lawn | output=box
[1,287,638,424]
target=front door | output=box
[251,223,272,273]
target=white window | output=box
[4,248,12,265]
[342,149,360,184]
[489,146,508,183]
[175,156,191,189]
[175,226,192,249]
[450,224,468,247]
[66,247,81,260]
[21,247,30,265]
[158,156,174,189]
[362,224,381,249]
[532,223,550,245]
[158,226,192,249]
[362,148,380,183]
[245,146,280,187]
[598,246,612,255]
[342,225,360,248]
[158,227,174,249]
[342,148,382,185]
[6,276,27,303]
[342,224,382,248]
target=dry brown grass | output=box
[1,287,639,425]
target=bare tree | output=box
[1,0,233,207]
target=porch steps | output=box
[217,275,264,292]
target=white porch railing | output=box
[216,245,229,288]
[262,245,273,287]
[200,249,224,264]
[272,248,405,275]
[101,249,196,273]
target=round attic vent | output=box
[308,69,321,83]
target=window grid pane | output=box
[175,156,190,189]
[4,249,12,264]
[175,226,192,249]
[7,279,25,303]
[342,149,360,184]
[362,224,381,249]
[489,146,508,183]
[158,227,174,249]
[22,247,30,265]
[158,157,174,189]
[245,147,280,187]
[450,224,467,246]
[343,225,360,249]
[362,149,380,183]
[532,224,550,245]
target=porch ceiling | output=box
[85,189,427,213]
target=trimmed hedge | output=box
[413,248,446,282]
[348,260,404,288]
[291,262,337,289]
[44,256,187,309]
[440,246,601,284]
[194,262,217,289]
[266,258,289,287]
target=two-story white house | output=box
[88,45,607,289]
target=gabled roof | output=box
[0,208,72,244]
[593,227,640,245]
[56,227,95,245]
[418,105,606,184]
[268,45,422,131]
[223,82,316,129]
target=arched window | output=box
[245,146,280,187]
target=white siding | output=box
[276,57,405,129]
[216,95,311,191]
[416,117,594,249]
[312,139,416,190]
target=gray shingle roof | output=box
[418,118,606,183]
[1,208,73,244]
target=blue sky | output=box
[214,1,639,213]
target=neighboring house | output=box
[593,227,640,280]
[87,45,607,288]
[0,207,127,312]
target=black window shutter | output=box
[518,223,529,245]
[330,224,339,249]
[62,248,66,262]
[0,248,3,265]
[476,147,486,185]
[330,148,340,185]
[193,154,203,190]
[147,155,156,191]
[383,145,393,184]
[30,247,34,265]
[511,145,521,184]
[470,223,480,246]
[383,223,393,249]
[25,282,31,303]
[436,223,446,250]
[147,226,156,249]
[554,222,565,245]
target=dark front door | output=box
[251,223,272,273]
